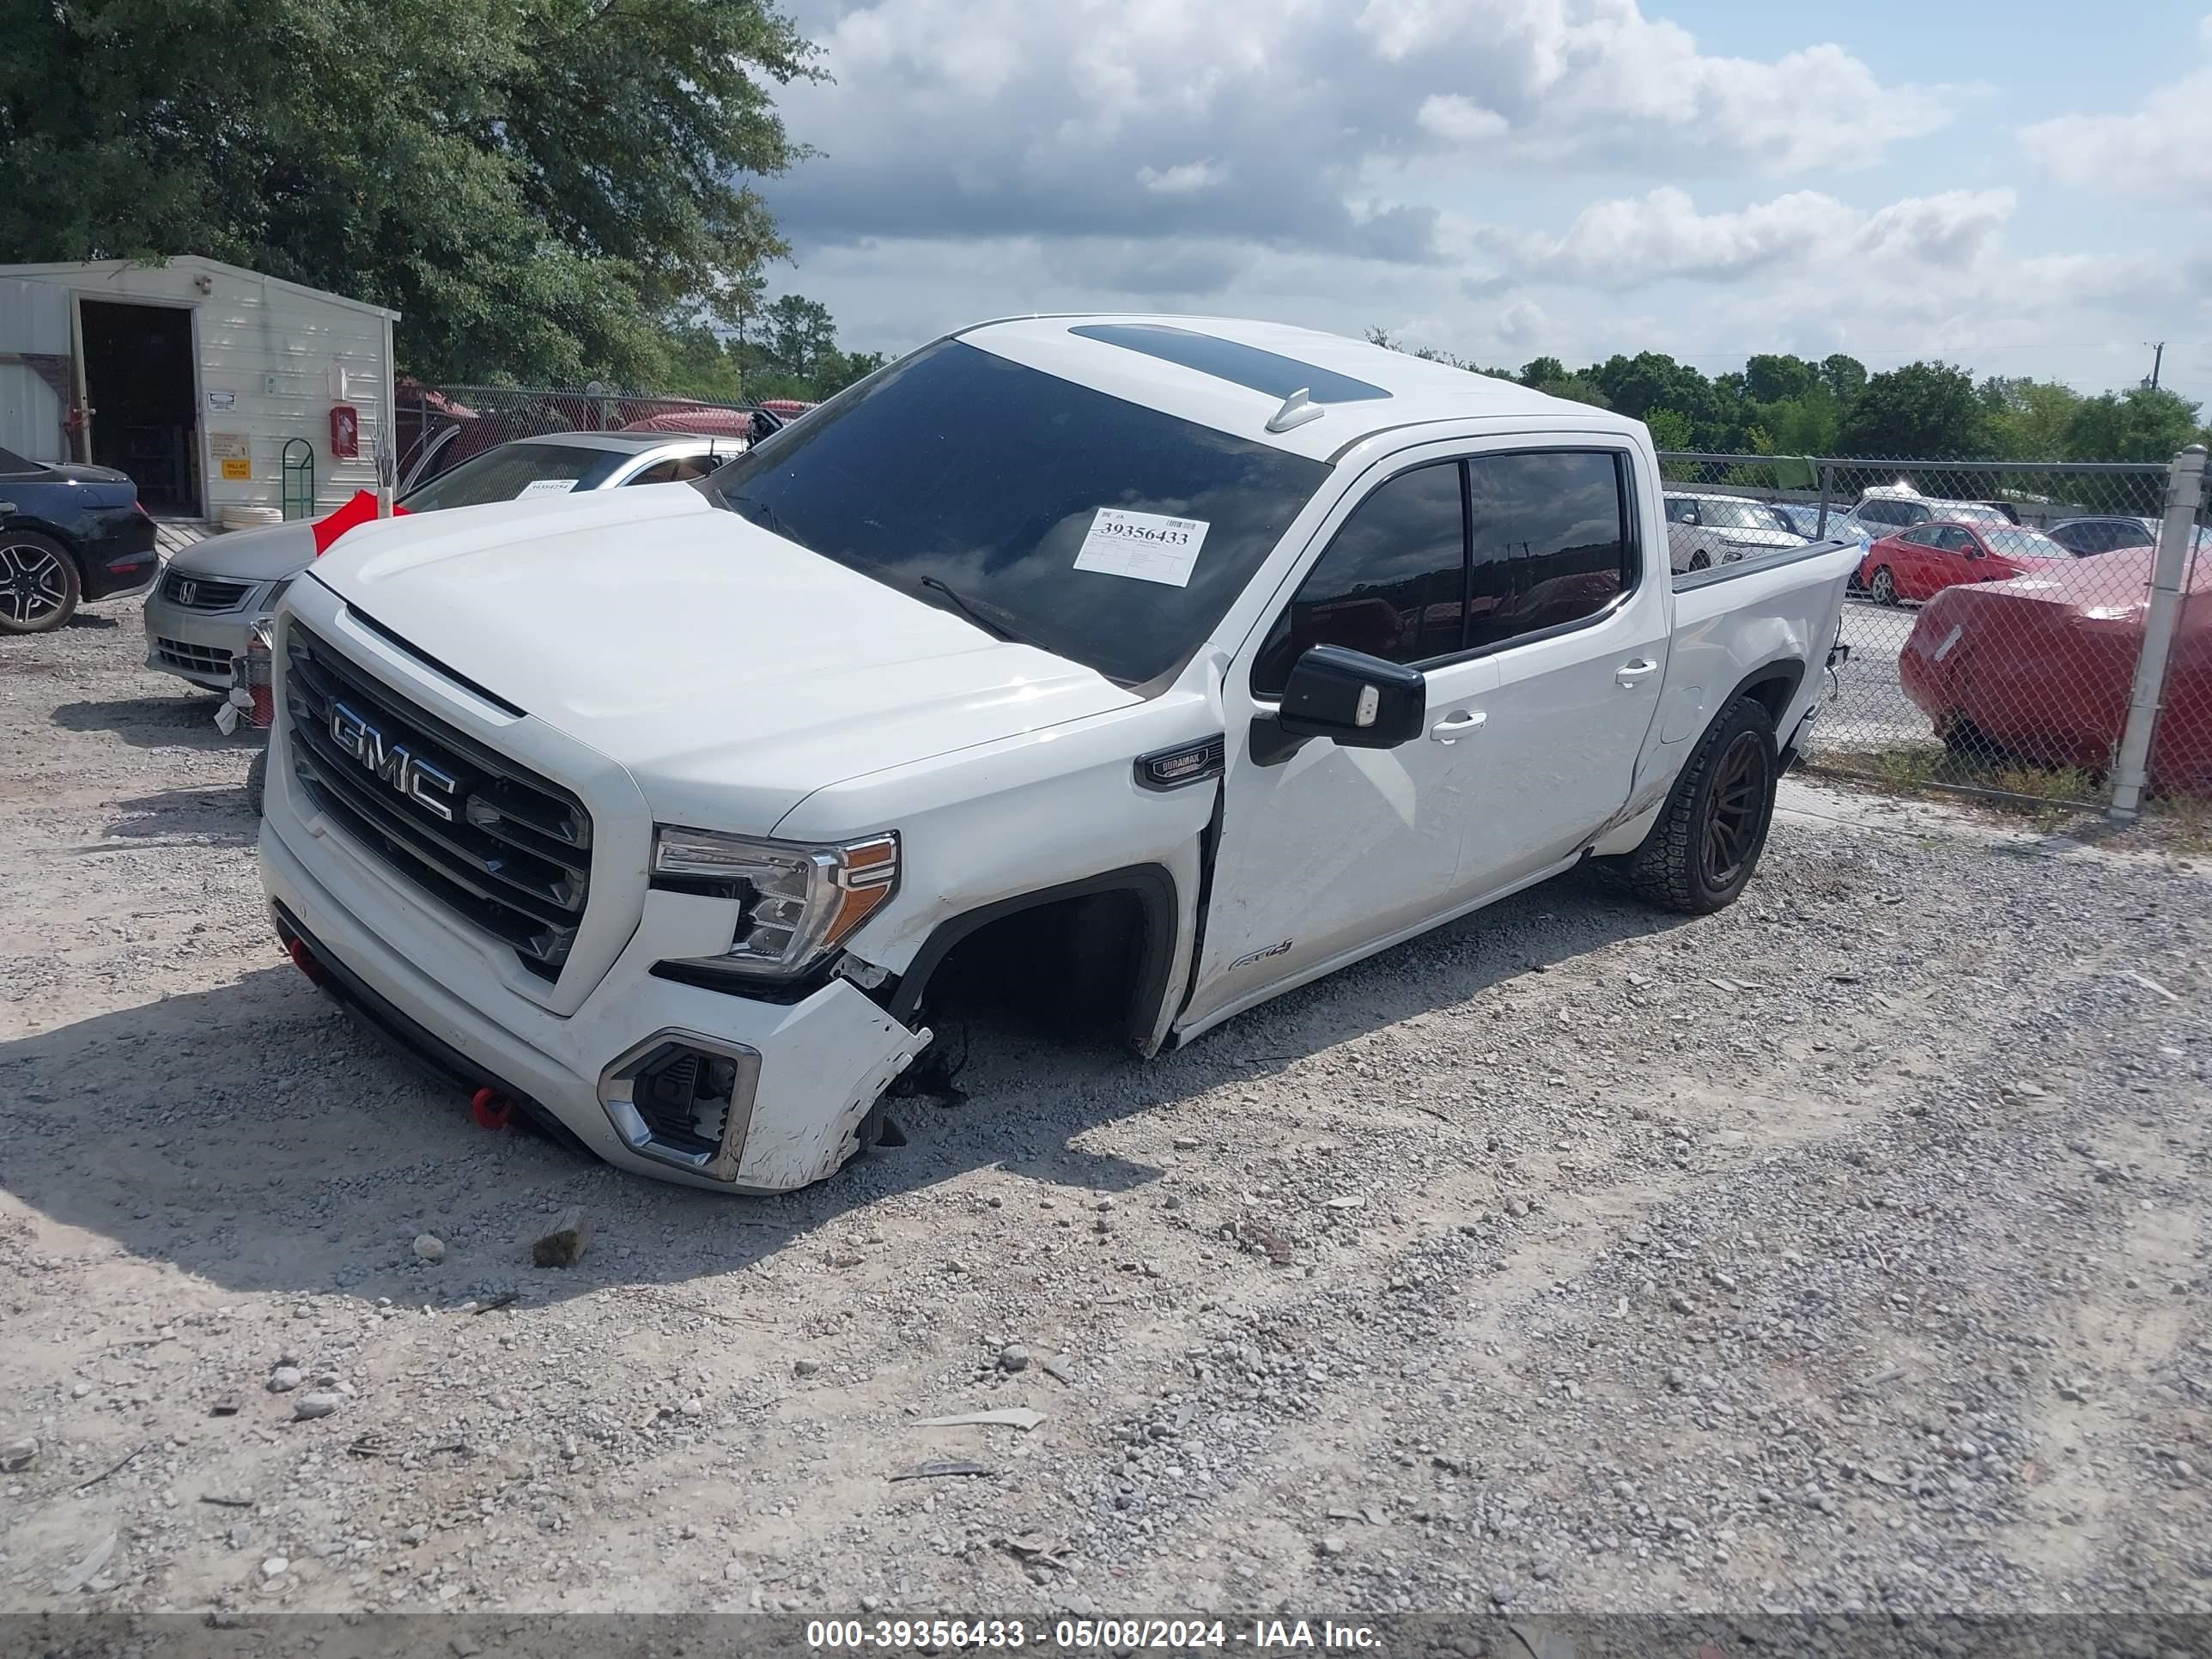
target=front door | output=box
[1183,454,1497,1030]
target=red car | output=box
[1899,544,2212,793]
[1859,520,2073,606]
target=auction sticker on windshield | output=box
[1073,507,1210,587]
[516,478,580,499]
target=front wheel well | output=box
[886,866,1179,1048]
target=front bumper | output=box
[258,813,932,1194]
[144,586,265,689]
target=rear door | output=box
[1887,526,1937,598]
[1452,446,1667,893]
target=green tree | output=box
[1527,371,1612,410]
[1743,353,1819,404]
[1642,408,1694,452]
[730,294,888,402]
[1978,377,2081,461]
[0,0,819,386]
[1590,352,1722,444]
[1835,362,1989,458]
[659,323,745,403]
[2062,386,2204,463]
[1749,393,1839,457]
[1516,356,1568,389]
[1819,354,1869,404]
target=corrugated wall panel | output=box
[0,277,74,463]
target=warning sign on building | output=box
[209,432,252,481]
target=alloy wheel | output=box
[1699,730,1767,890]
[0,539,71,628]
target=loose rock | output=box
[532,1209,592,1268]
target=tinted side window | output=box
[1665,497,1698,525]
[1252,462,1466,695]
[1465,452,1629,652]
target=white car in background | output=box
[1850,487,2016,537]
[144,432,743,690]
[1662,491,1809,573]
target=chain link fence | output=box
[1656,450,2211,812]
[393,383,814,493]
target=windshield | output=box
[400,441,630,512]
[696,339,1329,685]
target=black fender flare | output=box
[885,864,1182,1041]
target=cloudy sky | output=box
[762,0,2212,405]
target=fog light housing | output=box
[599,1031,761,1182]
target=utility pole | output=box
[2144,342,2165,390]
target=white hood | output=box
[305,486,1139,833]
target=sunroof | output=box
[1068,323,1390,406]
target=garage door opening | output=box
[80,300,200,516]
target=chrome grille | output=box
[282,621,592,981]
[155,637,234,676]
[161,569,254,611]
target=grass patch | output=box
[1811,743,2101,824]
[1807,743,2212,855]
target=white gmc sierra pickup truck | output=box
[258,315,1855,1193]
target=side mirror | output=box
[1275,645,1425,749]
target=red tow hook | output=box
[470,1087,514,1132]
[284,934,329,988]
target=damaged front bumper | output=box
[260,821,931,1194]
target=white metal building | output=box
[0,256,398,523]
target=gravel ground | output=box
[3,592,2209,1624]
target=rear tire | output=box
[0,530,81,635]
[1942,716,2001,763]
[246,745,269,816]
[1619,695,1778,915]
[1869,566,1898,606]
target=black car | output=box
[2045,515,2158,556]
[0,444,160,634]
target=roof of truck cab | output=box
[954,314,1641,464]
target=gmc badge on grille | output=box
[328,700,460,822]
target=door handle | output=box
[1429,708,1486,742]
[1615,658,1660,687]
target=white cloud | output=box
[2019,15,2212,203]
[775,0,1946,258]
[1415,96,1510,144]
[1137,161,1229,194]
[1362,3,1948,173]
[1461,186,2016,291]
[757,3,2209,401]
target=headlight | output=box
[651,826,899,977]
